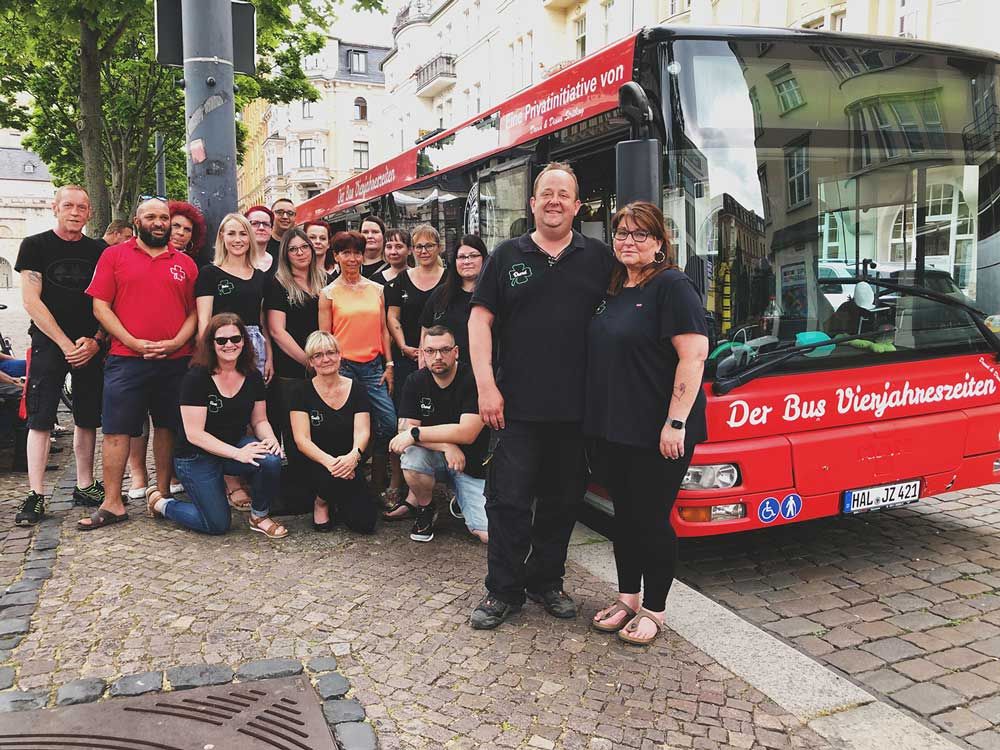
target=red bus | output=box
[296,26,1000,537]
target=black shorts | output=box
[25,333,103,431]
[101,355,189,437]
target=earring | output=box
[654,250,666,264]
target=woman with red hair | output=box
[167,200,208,262]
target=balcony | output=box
[416,54,456,99]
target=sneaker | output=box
[449,495,464,520]
[72,481,105,508]
[15,492,45,526]
[526,589,578,619]
[470,593,521,630]
[409,506,435,542]
[169,482,184,495]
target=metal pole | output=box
[155,132,167,198]
[181,0,238,264]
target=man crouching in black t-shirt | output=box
[389,325,489,544]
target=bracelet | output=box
[385,361,395,367]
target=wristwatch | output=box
[669,418,685,430]
[410,426,421,441]
[385,360,395,367]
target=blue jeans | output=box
[401,445,488,532]
[340,356,396,442]
[169,436,281,534]
[0,359,26,378]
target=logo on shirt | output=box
[46,258,95,291]
[207,395,223,414]
[400,289,409,303]
[169,264,187,282]
[217,279,235,296]
[595,300,607,315]
[310,410,324,427]
[509,263,532,287]
[433,310,445,321]
[419,397,434,417]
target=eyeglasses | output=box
[249,220,272,228]
[214,335,243,346]
[414,243,438,251]
[274,209,296,217]
[287,243,312,254]
[310,350,340,361]
[422,345,456,358]
[613,229,654,243]
[455,253,482,262]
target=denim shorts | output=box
[102,355,189,436]
[401,445,487,532]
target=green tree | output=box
[0,0,384,232]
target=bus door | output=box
[475,157,531,253]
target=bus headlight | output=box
[682,464,739,490]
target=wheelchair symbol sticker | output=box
[757,497,780,524]
[780,493,802,520]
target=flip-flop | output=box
[591,600,637,633]
[617,608,666,646]
[382,498,418,521]
[77,508,130,531]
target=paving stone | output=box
[0,618,29,636]
[764,617,822,638]
[932,707,993,737]
[322,698,365,724]
[165,664,234,690]
[936,672,999,700]
[333,721,377,750]
[0,691,46,712]
[859,637,924,663]
[32,537,58,551]
[968,730,1000,750]
[316,672,351,699]
[892,683,964,714]
[235,658,303,681]
[56,678,107,705]
[110,671,163,697]
[307,656,339,673]
[0,637,21,651]
[929,647,992,670]
[971,696,1000,721]
[972,637,1000,658]
[895,658,949,681]
[0,591,37,608]
[885,611,949,632]
[0,667,12,690]
[856,668,913,695]
[4,580,40,594]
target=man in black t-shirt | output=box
[14,185,107,526]
[389,326,488,545]
[468,163,615,629]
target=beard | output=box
[137,224,170,248]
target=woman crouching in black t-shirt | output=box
[154,313,288,539]
[289,331,377,534]
[585,202,709,646]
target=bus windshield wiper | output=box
[712,330,893,396]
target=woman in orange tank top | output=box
[318,231,397,490]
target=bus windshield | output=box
[667,37,1000,376]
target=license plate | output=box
[842,479,921,514]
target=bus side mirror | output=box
[616,139,662,210]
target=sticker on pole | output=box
[780,493,802,520]
[757,497,780,524]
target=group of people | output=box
[13,161,709,645]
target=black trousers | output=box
[484,420,587,605]
[311,469,378,534]
[601,439,694,612]
[271,377,313,515]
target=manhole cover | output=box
[0,675,338,749]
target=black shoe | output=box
[15,492,45,526]
[409,506,435,542]
[312,519,334,532]
[527,589,578,619]
[470,593,522,630]
[72,481,105,507]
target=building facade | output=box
[0,130,55,289]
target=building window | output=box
[667,0,689,15]
[354,97,367,120]
[820,213,843,260]
[276,157,283,175]
[300,138,315,168]
[784,139,810,208]
[774,77,804,113]
[302,100,312,119]
[802,16,825,29]
[353,141,369,170]
[749,86,762,137]
[304,54,320,70]
[848,91,945,169]
[832,10,846,30]
[758,165,770,223]
[23,163,34,174]
[474,83,482,112]
[574,16,586,59]
[349,50,367,74]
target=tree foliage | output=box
[0,0,385,230]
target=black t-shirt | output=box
[263,277,319,379]
[361,259,388,281]
[472,231,615,422]
[420,287,473,366]
[175,366,266,458]
[195,264,267,327]
[399,366,488,478]
[264,237,281,278]
[585,270,709,449]
[14,230,104,340]
[289,378,371,458]
[386,270,444,348]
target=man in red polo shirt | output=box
[79,198,199,530]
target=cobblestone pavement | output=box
[0,468,837,749]
[678,485,1000,749]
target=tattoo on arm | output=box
[673,382,687,398]
[26,270,42,285]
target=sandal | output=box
[592,600,637,633]
[227,486,252,512]
[618,608,666,646]
[383,497,418,521]
[77,508,129,531]
[249,515,288,539]
[146,487,164,519]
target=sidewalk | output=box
[0,444,950,749]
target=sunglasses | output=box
[214,335,243,346]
